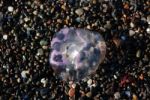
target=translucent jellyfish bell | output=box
[50,27,106,82]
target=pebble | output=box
[147,71,150,77]
[0,12,3,20]
[146,28,150,34]
[129,30,136,36]
[40,40,48,46]
[21,70,29,78]
[147,15,150,24]
[72,83,76,88]
[42,46,48,50]
[8,6,14,12]
[87,25,91,29]
[130,22,135,28]
[114,92,121,99]
[37,48,44,56]
[113,75,117,79]
[33,10,38,15]
[75,8,84,16]
[86,92,92,97]
[112,38,121,47]
[3,34,8,40]
[22,46,26,51]
[136,50,141,58]
[68,88,75,97]
[41,78,46,84]
[87,79,92,86]
[24,17,30,22]
[83,7,89,11]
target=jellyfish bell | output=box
[50,27,106,82]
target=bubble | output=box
[50,27,106,82]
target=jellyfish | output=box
[50,27,106,82]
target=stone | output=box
[3,34,8,40]
[8,6,14,12]
[129,30,135,36]
[37,48,44,56]
[75,8,84,16]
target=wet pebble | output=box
[136,50,141,58]
[75,8,84,16]
[37,48,44,56]
[3,34,8,40]
[8,6,14,12]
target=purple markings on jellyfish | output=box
[52,42,61,51]
[83,43,95,51]
[53,54,63,62]
[56,33,65,40]
[79,51,86,62]
[50,51,64,66]
[51,38,61,47]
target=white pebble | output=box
[146,28,150,34]
[72,83,76,88]
[130,22,135,28]
[8,6,14,12]
[114,75,117,79]
[87,79,92,86]
[3,34,8,40]
[129,30,135,36]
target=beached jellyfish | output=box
[50,27,106,82]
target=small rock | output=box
[40,40,48,46]
[132,94,138,100]
[121,36,126,40]
[8,6,14,12]
[0,12,3,20]
[83,7,89,11]
[36,32,40,37]
[87,25,91,29]
[33,10,38,15]
[104,23,111,29]
[114,92,121,99]
[3,34,8,40]
[72,83,76,88]
[69,81,73,85]
[136,50,141,58]
[114,75,117,79]
[129,30,135,36]
[23,24,28,28]
[21,70,29,78]
[37,48,44,56]
[86,92,92,97]
[24,17,30,22]
[130,22,135,28]
[68,88,75,97]
[147,71,150,77]
[17,78,21,83]
[92,0,97,4]
[146,28,150,34]
[75,8,84,16]
[22,46,26,51]
[87,79,92,86]
[76,17,81,22]
[42,46,48,50]
[92,83,96,87]
[113,38,121,47]
[147,15,150,24]
[40,5,44,10]
[41,78,46,84]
